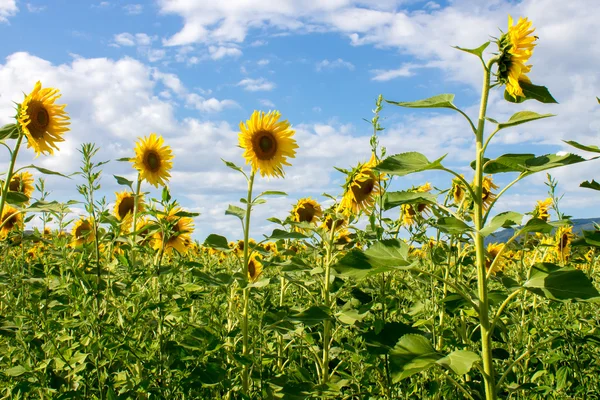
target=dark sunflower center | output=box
[252,131,278,160]
[248,260,256,279]
[296,203,316,223]
[118,196,135,219]
[482,188,490,202]
[4,215,17,230]
[9,178,21,193]
[144,151,161,172]
[352,175,375,202]
[559,234,570,251]
[26,101,49,139]
[76,222,92,239]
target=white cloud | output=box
[123,3,143,15]
[257,58,270,66]
[371,63,420,81]
[113,32,155,47]
[237,77,275,92]
[208,45,242,60]
[26,3,45,13]
[259,99,275,108]
[185,93,238,112]
[0,0,18,22]
[250,40,267,47]
[315,58,354,72]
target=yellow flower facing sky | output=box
[132,133,174,187]
[17,81,70,156]
[239,110,298,178]
[338,153,383,216]
[153,208,195,254]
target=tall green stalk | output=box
[321,223,337,386]
[241,171,255,394]
[0,132,24,221]
[474,57,499,400]
[131,175,142,267]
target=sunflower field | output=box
[2,14,600,400]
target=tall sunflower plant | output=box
[334,15,600,400]
[0,81,72,240]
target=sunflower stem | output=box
[0,131,24,225]
[241,171,255,395]
[131,175,142,268]
[474,56,499,400]
[321,222,337,389]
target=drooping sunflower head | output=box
[7,171,35,202]
[153,207,195,254]
[486,243,505,274]
[247,252,264,282]
[335,229,352,246]
[43,227,52,237]
[555,225,574,262]
[71,218,95,247]
[481,175,499,211]
[320,211,346,233]
[496,15,537,99]
[235,238,257,256]
[338,153,383,216]
[292,198,323,227]
[400,183,433,226]
[263,242,279,255]
[0,206,22,238]
[114,191,144,222]
[451,175,467,205]
[239,110,298,178]
[132,133,174,187]
[17,81,70,156]
[532,198,552,221]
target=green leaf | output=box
[386,94,456,109]
[504,81,558,104]
[437,350,480,375]
[362,322,425,354]
[581,180,600,191]
[26,200,72,213]
[203,234,230,251]
[225,204,245,221]
[481,212,523,236]
[287,306,332,326]
[4,365,28,376]
[266,229,308,240]
[222,159,244,173]
[333,239,413,280]
[377,152,446,176]
[435,217,472,235]
[389,334,441,381]
[383,191,437,211]
[523,263,600,301]
[497,111,554,130]
[22,165,70,178]
[0,123,19,141]
[453,41,490,58]
[518,218,554,235]
[4,191,29,205]
[257,190,287,197]
[174,210,200,218]
[564,140,600,154]
[480,153,586,174]
[337,309,369,325]
[116,157,132,162]
[113,175,133,188]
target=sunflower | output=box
[247,253,264,282]
[114,191,144,223]
[401,183,432,226]
[555,225,573,262]
[8,171,35,201]
[335,229,352,245]
[0,206,22,238]
[292,198,322,228]
[263,242,279,255]
[17,81,70,156]
[238,110,297,178]
[320,213,346,233]
[451,175,466,205]
[496,15,537,99]
[338,153,383,216]
[132,133,173,187]
[71,218,95,247]
[153,208,195,254]
[532,198,552,221]
[235,238,257,256]
[486,243,505,274]
[43,227,52,236]
[481,176,499,211]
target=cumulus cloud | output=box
[315,58,355,72]
[0,0,17,22]
[208,45,242,60]
[237,77,275,91]
[123,3,143,15]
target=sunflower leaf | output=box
[266,229,308,240]
[256,191,287,198]
[376,152,446,176]
[0,123,19,141]
[5,191,29,205]
[115,157,132,162]
[383,191,437,211]
[389,334,441,382]
[504,82,558,104]
[435,217,472,235]
[386,94,456,109]
[564,140,600,154]
[203,234,230,251]
[113,175,133,189]
[437,350,480,376]
[477,153,588,174]
[480,212,523,236]
[287,306,332,326]
[22,165,70,178]
[222,159,244,174]
[524,263,600,301]
[496,111,554,130]
[581,180,600,191]
[174,210,199,218]
[453,41,490,58]
[225,205,245,221]
[334,239,412,280]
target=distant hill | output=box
[485,218,600,245]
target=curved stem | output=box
[321,223,337,386]
[440,167,477,201]
[482,173,525,226]
[0,133,24,222]
[482,126,501,154]
[452,107,478,135]
[489,288,524,334]
[241,171,255,394]
[413,267,479,314]
[130,175,142,268]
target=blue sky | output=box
[0,0,598,241]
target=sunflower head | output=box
[7,171,35,202]
[481,175,499,211]
[235,238,257,256]
[292,198,323,228]
[555,225,574,262]
[400,183,432,226]
[532,198,552,221]
[114,191,144,223]
[338,153,383,216]
[239,110,298,178]
[263,242,279,255]
[17,81,70,156]
[153,208,195,254]
[132,133,174,187]
[496,15,537,99]
[320,213,346,233]
[247,252,264,282]
[335,229,352,245]
[71,218,95,247]
[0,206,23,238]
[451,175,467,204]
[486,243,505,274]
